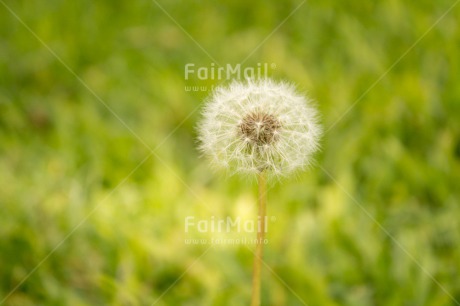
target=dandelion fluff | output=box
[197,79,322,178]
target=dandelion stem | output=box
[251,171,266,306]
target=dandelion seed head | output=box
[197,79,322,179]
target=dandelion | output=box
[197,78,322,306]
[198,79,322,179]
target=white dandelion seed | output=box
[197,78,322,179]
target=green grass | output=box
[1,0,460,305]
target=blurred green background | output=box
[1,0,460,305]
